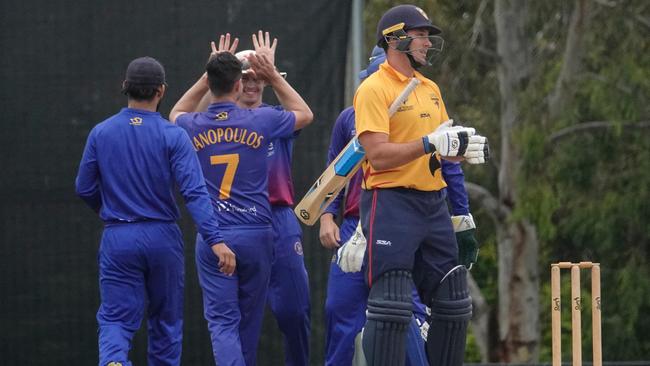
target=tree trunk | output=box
[547,0,592,121]
[494,1,541,361]
[495,220,540,361]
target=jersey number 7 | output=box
[210,154,240,199]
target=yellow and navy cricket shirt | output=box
[353,61,449,191]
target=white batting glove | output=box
[463,135,490,164]
[336,222,366,273]
[423,120,488,164]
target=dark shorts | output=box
[360,187,458,305]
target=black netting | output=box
[0,1,350,364]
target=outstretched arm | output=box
[248,50,313,130]
[170,73,210,123]
[170,34,239,122]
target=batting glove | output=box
[451,214,480,270]
[336,222,366,273]
[463,135,490,164]
[423,120,488,164]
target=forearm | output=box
[442,161,470,215]
[320,212,336,224]
[177,165,224,245]
[170,73,210,122]
[362,138,426,171]
[323,190,344,218]
[75,176,101,212]
[184,192,224,246]
[196,90,213,112]
[75,146,101,213]
[78,192,102,213]
[267,73,313,129]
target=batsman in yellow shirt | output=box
[353,5,489,366]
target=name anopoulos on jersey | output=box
[191,127,264,151]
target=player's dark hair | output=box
[122,82,160,101]
[206,53,243,97]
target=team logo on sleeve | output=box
[129,117,143,126]
[294,241,304,256]
[215,111,229,120]
[107,362,123,366]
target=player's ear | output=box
[157,84,166,99]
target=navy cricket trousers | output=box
[360,187,458,306]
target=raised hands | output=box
[252,30,277,67]
[209,33,239,59]
[247,51,280,83]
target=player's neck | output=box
[127,99,159,112]
[211,94,238,105]
[387,55,415,78]
[237,100,262,109]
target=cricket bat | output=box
[294,77,421,225]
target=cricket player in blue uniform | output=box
[169,34,313,366]
[234,32,311,366]
[75,56,233,366]
[320,47,480,366]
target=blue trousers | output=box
[324,217,367,366]
[97,221,184,366]
[195,226,273,366]
[268,206,311,366]
[324,217,429,366]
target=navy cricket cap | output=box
[359,46,386,80]
[124,56,166,86]
[376,5,442,45]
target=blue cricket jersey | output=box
[75,107,224,245]
[263,104,299,207]
[176,102,295,226]
[323,107,470,218]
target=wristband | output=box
[422,136,434,154]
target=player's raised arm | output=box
[170,33,239,123]
[247,49,313,130]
